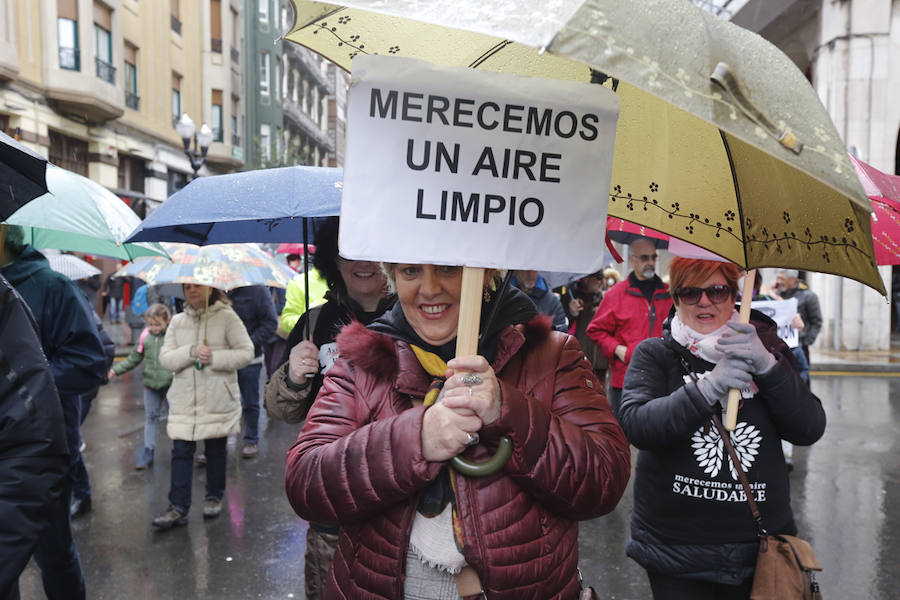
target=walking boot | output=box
[203,498,222,519]
[152,506,188,530]
[136,447,154,470]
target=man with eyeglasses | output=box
[587,237,673,417]
[773,269,822,367]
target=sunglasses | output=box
[631,253,658,262]
[674,284,734,305]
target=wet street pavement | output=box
[17,364,900,599]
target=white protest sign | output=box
[750,298,800,348]
[338,55,619,271]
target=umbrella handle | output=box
[724,270,756,430]
[451,267,513,477]
[450,436,514,477]
[196,289,210,371]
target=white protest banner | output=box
[750,298,800,348]
[338,55,619,272]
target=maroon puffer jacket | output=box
[285,316,631,599]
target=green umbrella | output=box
[3,164,167,261]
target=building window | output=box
[231,96,240,147]
[274,62,281,101]
[260,52,270,95]
[210,0,222,53]
[124,42,139,110]
[94,3,114,83]
[260,124,271,161]
[58,0,79,70]
[230,8,239,63]
[117,155,146,193]
[48,130,89,176]
[171,0,181,34]
[167,170,187,196]
[212,89,223,142]
[258,0,268,24]
[276,126,283,161]
[172,72,182,127]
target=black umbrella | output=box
[0,130,49,221]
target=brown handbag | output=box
[710,415,823,600]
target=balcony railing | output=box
[231,46,239,64]
[171,15,182,35]
[232,133,241,147]
[95,58,116,83]
[211,38,222,53]
[59,47,80,71]
[125,92,140,110]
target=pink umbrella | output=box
[849,155,900,265]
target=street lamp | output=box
[175,113,214,179]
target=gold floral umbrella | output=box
[285,0,884,295]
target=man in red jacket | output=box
[587,237,672,417]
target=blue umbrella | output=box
[125,165,342,245]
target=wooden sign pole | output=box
[455,266,485,357]
[724,269,756,431]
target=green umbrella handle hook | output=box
[450,435,513,477]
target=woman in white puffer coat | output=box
[152,283,253,530]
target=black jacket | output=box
[1,246,107,397]
[227,285,278,358]
[619,309,825,585]
[0,275,68,596]
[780,283,822,348]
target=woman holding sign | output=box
[285,263,630,599]
[618,257,824,599]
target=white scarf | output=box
[408,504,467,575]
[671,310,758,398]
[670,310,740,363]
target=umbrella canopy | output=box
[0,131,48,220]
[285,0,884,294]
[849,155,900,265]
[276,242,316,255]
[114,243,297,291]
[606,216,669,249]
[125,165,342,245]
[41,249,101,281]
[4,164,167,261]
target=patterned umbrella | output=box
[113,243,296,291]
[284,0,885,295]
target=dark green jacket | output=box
[113,328,172,391]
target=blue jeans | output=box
[33,394,85,600]
[791,346,810,385]
[108,297,122,322]
[647,572,752,599]
[168,437,227,512]
[237,363,262,444]
[72,392,94,501]
[143,387,169,450]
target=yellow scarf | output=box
[409,344,466,554]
